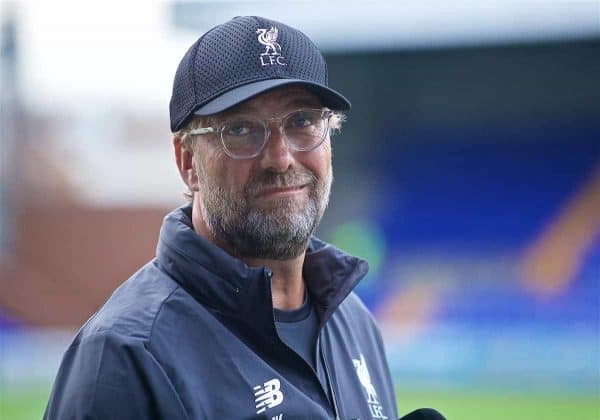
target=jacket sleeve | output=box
[44,330,189,420]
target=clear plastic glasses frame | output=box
[189,108,333,159]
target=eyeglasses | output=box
[189,108,334,159]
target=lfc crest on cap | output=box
[256,26,287,66]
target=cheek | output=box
[227,165,253,194]
[306,140,332,178]
[322,141,332,165]
[205,150,253,194]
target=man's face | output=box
[191,86,333,260]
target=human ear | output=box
[173,136,199,193]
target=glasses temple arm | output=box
[189,127,217,135]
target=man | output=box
[45,16,398,420]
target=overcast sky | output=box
[3,0,598,114]
[4,1,194,113]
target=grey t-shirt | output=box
[274,294,331,400]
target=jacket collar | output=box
[156,205,368,330]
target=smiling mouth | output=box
[254,185,307,199]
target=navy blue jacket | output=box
[44,206,398,419]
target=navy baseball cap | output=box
[169,16,351,132]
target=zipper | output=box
[320,336,341,420]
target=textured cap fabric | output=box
[169,16,350,132]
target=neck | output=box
[243,255,306,310]
[191,199,307,311]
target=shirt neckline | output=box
[273,292,312,323]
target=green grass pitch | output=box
[1,385,598,419]
[396,388,599,420]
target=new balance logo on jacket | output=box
[254,378,284,414]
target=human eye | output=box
[288,110,317,128]
[225,119,255,137]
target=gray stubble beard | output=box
[195,159,332,260]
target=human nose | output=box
[258,122,294,173]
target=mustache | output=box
[245,169,317,197]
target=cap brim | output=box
[193,79,350,116]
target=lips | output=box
[254,184,307,198]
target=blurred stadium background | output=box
[1,1,599,419]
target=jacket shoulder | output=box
[336,291,378,325]
[45,261,190,419]
[330,291,389,358]
[77,260,180,344]
[44,328,188,420]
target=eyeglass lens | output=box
[221,109,328,158]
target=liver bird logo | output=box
[352,354,379,405]
[257,26,282,56]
